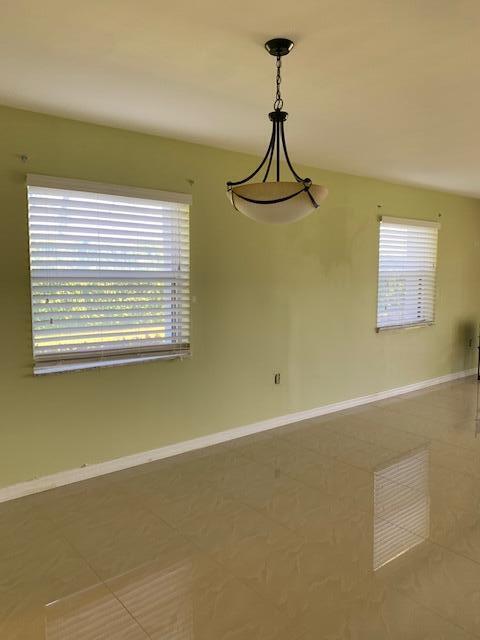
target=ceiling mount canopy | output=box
[226,38,328,224]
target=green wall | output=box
[1,105,479,489]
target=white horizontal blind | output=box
[374,447,429,570]
[377,217,439,330]
[27,176,190,374]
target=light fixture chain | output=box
[274,55,283,111]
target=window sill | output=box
[33,351,191,375]
[376,322,434,333]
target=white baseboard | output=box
[0,367,475,504]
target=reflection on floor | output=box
[45,558,193,639]
[3,377,480,638]
[373,446,430,570]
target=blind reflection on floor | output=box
[45,558,193,639]
[373,446,430,570]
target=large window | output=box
[27,175,191,374]
[376,216,439,331]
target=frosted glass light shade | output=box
[227,181,328,224]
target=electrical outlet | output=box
[274,373,281,385]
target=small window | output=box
[26,175,191,374]
[376,216,439,331]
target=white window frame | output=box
[26,174,192,375]
[376,216,440,332]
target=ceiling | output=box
[2,0,480,198]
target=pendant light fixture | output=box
[226,38,328,224]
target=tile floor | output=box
[3,377,480,638]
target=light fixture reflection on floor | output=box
[226,38,328,224]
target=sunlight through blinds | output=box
[376,217,439,330]
[27,175,191,374]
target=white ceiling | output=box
[2,0,480,197]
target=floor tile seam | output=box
[427,532,480,569]
[50,474,139,496]
[0,515,60,562]
[278,468,374,519]
[0,534,66,567]
[0,503,71,566]
[38,518,155,639]
[111,495,192,548]
[389,581,480,639]
[272,433,379,480]
[77,523,192,638]
[232,450,330,475]
[139,489,254,530]
[181,488,297,542]
[112,455,376,530]
[193,457,317,495]
[380,388,478,406]
[316,422,432,452]
[53,489,189,573]
[321,419,445,453]
[120,451,255,486]
[218,480,480,583]
[371,397,461,416]
[218,483,328,538]
[91,577,154,640]
[178,449,260,471]
[257,427,396,461]
[428,452,480,477]
[277,425,404,460]
[146,524,305,633]
[402,399,479,413]
[372,387,458,406]
[45,494,178,533]
[321,424,441,462]
[428,467,480,491]
[419,431,480,457]
[115,478,297,565]
[432,448,480,468]
[373,403,476,431]
[428,538,480,576]
[201,550,312,634]
[214,460,369,515]
[0,500,51,525]
[316,416,480,461]
[221,450,271,469]
[135,477,321,618]
[103,452,254,489]
[133,466,337,537]
[190,453,284,480]
[152,486,246,523]
[39,484,141,526]
[374,513,480,578]
[232,435,318,466]
[373,394,475,412]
